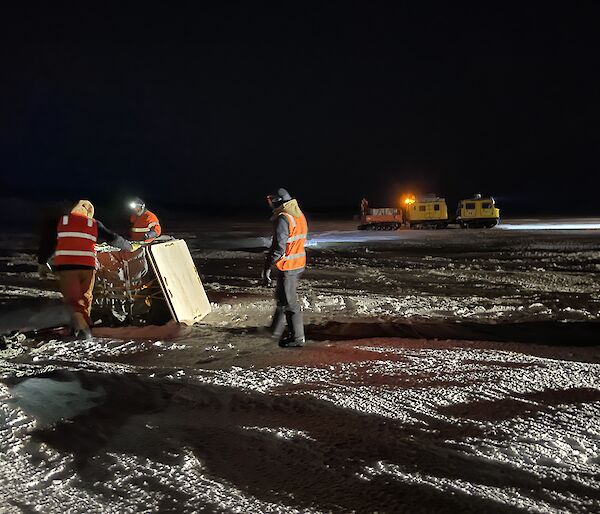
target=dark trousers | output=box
[270,269,304,341]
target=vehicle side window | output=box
[466,202,476,209]
[419,205,426,212]
[482,202,490,209]
[433,204,440,211]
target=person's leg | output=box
[56,270,88,333]
[269,271,287,338]
[284,271,304,341]
[79,269,96,326]
[282,271,304,344]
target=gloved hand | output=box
[261,266,272,287]
[130,242,142,252]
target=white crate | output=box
[148,239,211,325]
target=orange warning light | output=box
[401,194,416,206]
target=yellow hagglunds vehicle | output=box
[356,193,500,230]
[403,195,449,229]
[455,194,500,228]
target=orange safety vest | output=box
[276,211,308,271]
[53,213,98,268]
[129,210,161,242]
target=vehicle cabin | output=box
[406,197,449,227]
[456,196,500,228]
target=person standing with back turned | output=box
[53,200,132,339]
[262,188,308,347]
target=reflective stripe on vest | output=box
[62,215,93,228]
[131,222,158,233]
[57,232,98,241]
[55,250,96,258]
[276,212,308,271]
[283,213,296,228]
[130,211,160,241]
[54,214,98,267]
[282,252,306,260]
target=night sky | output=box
[2,3,599,217]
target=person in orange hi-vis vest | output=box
[262,188,308,347]
[128,197,162,243]
[52,200,133,339]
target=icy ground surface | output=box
[0,338,599,513]
[0,218,599,512]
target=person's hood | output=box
[272,199,303,220]
[71,200,95,218]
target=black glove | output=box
[261,266,272,287]
[113,235,133,252]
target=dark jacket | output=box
[266,215,290,268]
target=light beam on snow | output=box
[306,231,404,246]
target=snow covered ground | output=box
[0,218,599,513]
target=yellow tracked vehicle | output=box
[404,195,449,229]
[356,193,500,230]
[455,194,500,228]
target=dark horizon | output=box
[1,193,598,234]
[2,3,599,220]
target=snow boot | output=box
[73,327,93,340]
[278,336,305,348]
